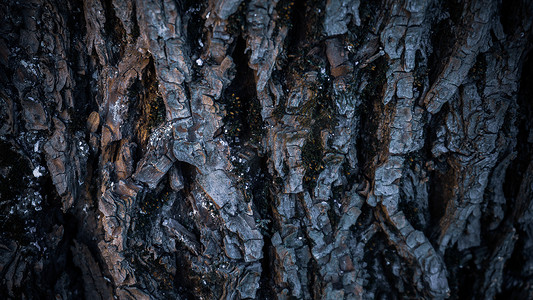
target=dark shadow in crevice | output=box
[425,101,452,237]
[356,55,388,181]
[222,35,263,146]
[182,0,207,82]
[497,48,533,299]
[361,230,402,299]
[283,0,307,55]
[101,0,127,66]
[427,10,457,88]
[253,155,277,299]
[502,54,533,205]
[128,56,165,164]
[499,0,528,37]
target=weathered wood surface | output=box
[1,0,532,299]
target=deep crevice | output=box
[498,49,533,298]
[222,35,263,146]
[425,101,452,237]
[356,55,389,181]
[101,0,127,66]
[183,0,207,65]
[362,230,400,298]
[130,56,165,154]
[427,13,456,88]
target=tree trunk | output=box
[1,0,533,298]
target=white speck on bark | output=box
[33,167,42,178]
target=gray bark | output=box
[1,0,533,299]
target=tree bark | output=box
[1,0,533,299]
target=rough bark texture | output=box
[1,0,533,299]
